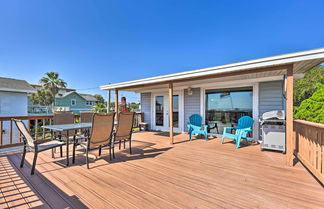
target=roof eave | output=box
[100,48,324,90]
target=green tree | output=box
[92,102,107,113]
[31,89,54,106]
[128,102,140,112]
[94,94,105,104]
[294,87,324,124]
[294,65,324,106]
[40,72,67,106]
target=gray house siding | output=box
[140,92,152,129]
[184,88,201,131]
[259,81,285,115]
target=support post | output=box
[115,90,119,120]
[107,90,111,113]
[169,83,174,144]
[286,64,294,166]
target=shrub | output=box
[294,65,324,106]
[294,88,324,124]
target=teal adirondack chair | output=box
[221,116,254,148]
[187,114,208,141]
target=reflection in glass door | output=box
[155,96,164,126]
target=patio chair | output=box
[114,112,135,155]
[80,111,95,123]
[73,113,115,168]
[80,111,95,137]
[53,111,75,157]
[221,116,254,149]
[13,119,65,175]
[187,114,208,141]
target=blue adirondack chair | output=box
[187,114,208,141]
[221,116,254,148]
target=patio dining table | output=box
[42,123,92,166]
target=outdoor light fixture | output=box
[187,87,193,95]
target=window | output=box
[205,87,253,134]
[71,99,76,106]
[86,101,93,106]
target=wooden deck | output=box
[0,131,323,208]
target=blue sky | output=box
[0,0,323,102]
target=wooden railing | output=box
[0,115,55,149]
[0,112,144,149]
[294,119,324,184]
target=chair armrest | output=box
[224,127,238,130]
[243,128,252,132]
[33,138,53,145]
[223,126,238,134]
[203,125,208,132]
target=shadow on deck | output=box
[0,131,323,208]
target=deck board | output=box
[1,132,324,208]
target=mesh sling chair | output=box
[53,111,75,157]
[79,111,95,137]
[113,112,135,156]
[14,119,65,175]
[72,113,115,169]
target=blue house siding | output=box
[184,88,201,131]
[140,92,152,129]
[259,81,285,115]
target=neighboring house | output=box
[28,84,98,114]
[0,77,36,145]
[28,84,76,114]
[55,91,98,114]
[101,48,324,141]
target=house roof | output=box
[79,94,97,101]
[0,77,36,93]
[55,91,97,101]
[100,48,324,91]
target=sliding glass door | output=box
[205,87,253,134]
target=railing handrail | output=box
[0,115,54,121]
[294,119,324,129]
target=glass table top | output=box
[42,123,92,131]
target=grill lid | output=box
[261,110,285,120]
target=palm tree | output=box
[39,72,67,106]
